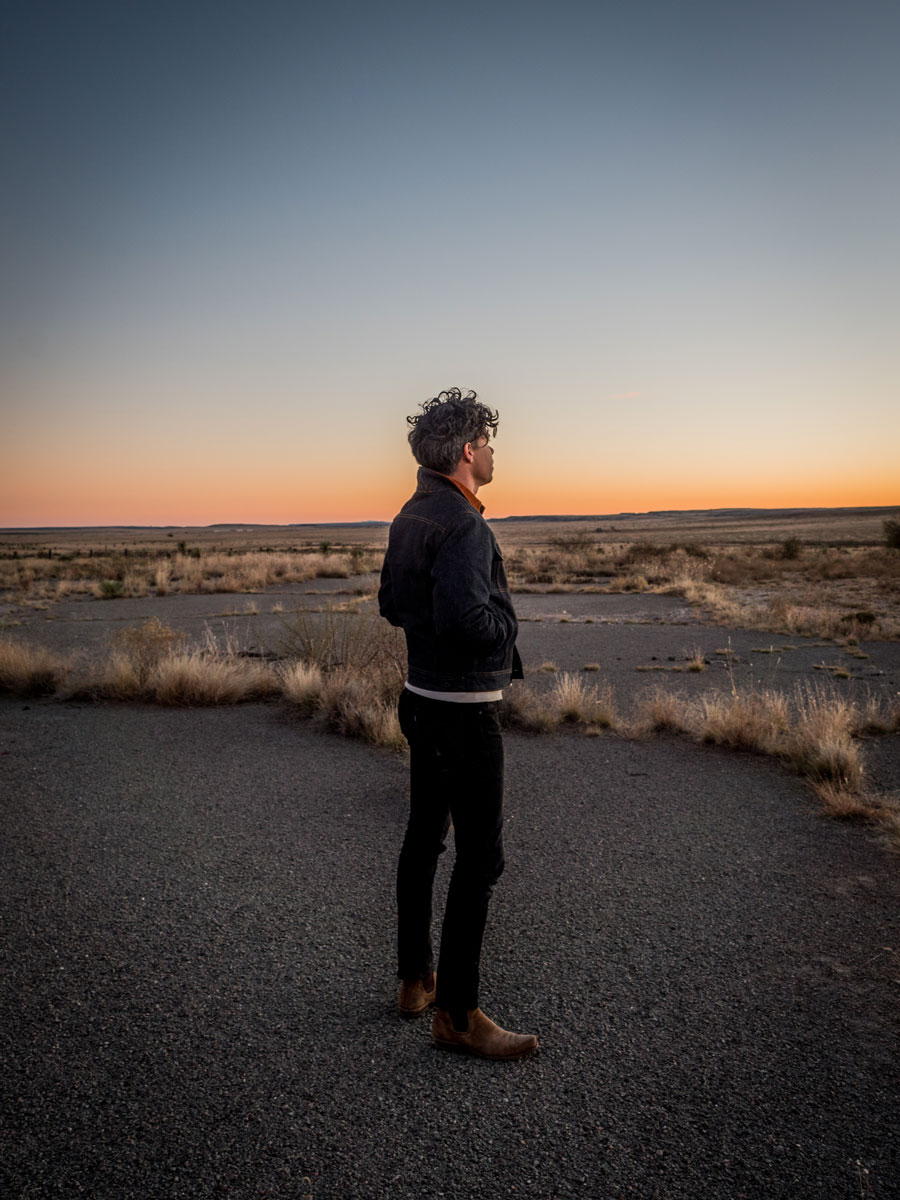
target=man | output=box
[378,387,538,1061]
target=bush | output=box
[108,618,184,683]
[779,537,802,560]
[883,518,900,550]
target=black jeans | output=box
[396,688,505,1013]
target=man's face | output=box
[469,435,495,487]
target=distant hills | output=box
[492,506,898,522]
[3,506,896,533]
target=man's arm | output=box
[378,551,402,627]
[430,517,512,651]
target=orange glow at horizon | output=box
[2,457,898,527]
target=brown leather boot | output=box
[432,1007,538,1060]
[397,972,437,1016]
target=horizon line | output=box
[2,502,898,532]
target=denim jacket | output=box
[378,468,524,691]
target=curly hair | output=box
[406,388,499,475]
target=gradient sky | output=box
[2,0,898,525]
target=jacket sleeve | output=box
[378,550,401,627]
[430,516,512,651]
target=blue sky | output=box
[2,0,898,523]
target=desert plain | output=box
[2,507,899,1198]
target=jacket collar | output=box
[416,467,485,514]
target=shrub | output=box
[279,605,406,687]
[883,517,900,550]
[840,610,876,627]
[779,537,802,560]
[108,618,184,684]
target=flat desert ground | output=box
[2,515,900,1198]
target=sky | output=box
[1,0,898,525]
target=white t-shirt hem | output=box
[404,681,503,703]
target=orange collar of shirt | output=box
[439,474,485,514]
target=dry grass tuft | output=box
[856,694,900,735]
[69,618,185,700]
[149,652,279,705]
[279,661,323,713]
[685,647,706,672]
[811,780,879,822]
[608,573,651,593]
[693,689,790,753]
[629,687,690,735]
[547,672,616,727]
[66,618,279,705]
[0,637,70,696]
[316,668,405,748]
[500,684,562,732]
[782,685,865,790]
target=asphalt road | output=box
[2,697,899,1199]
